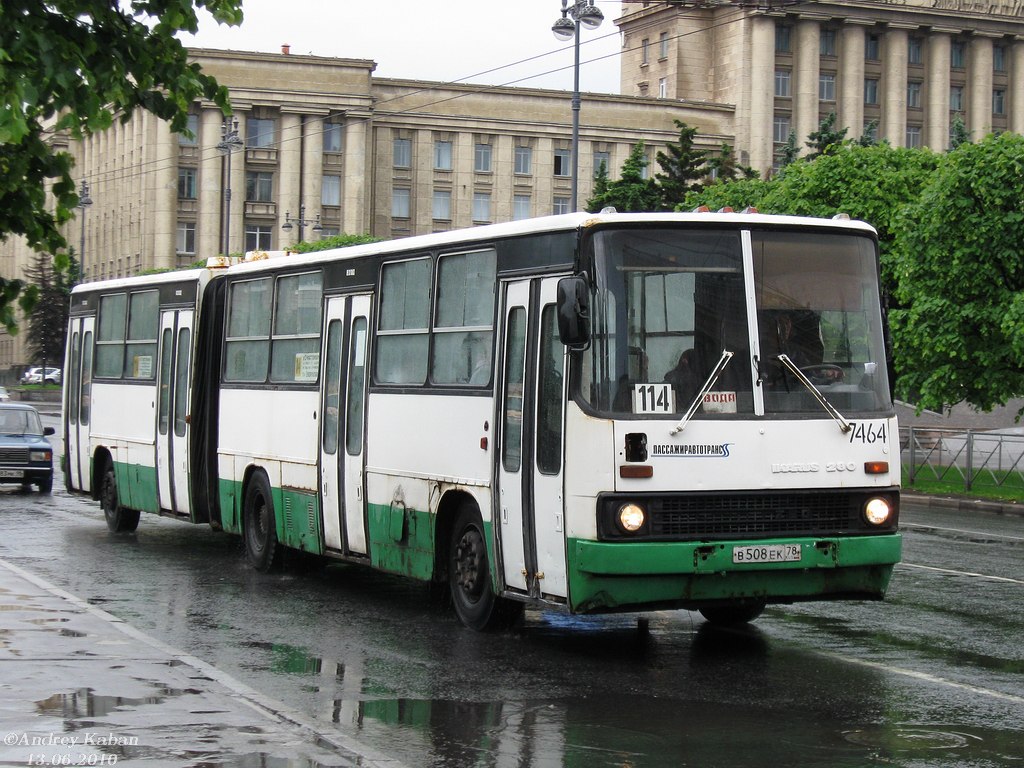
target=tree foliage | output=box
[24,251,79,366]
[586,141,662,213]
[0,0,243,331]
[655,120,708,209]
[293,233,383,253]
[805,112,848,159]
[889,133,1024,414]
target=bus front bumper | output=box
[567,533,902,614]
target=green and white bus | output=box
[63,211,901,630]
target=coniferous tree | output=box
[949,114,971,149]
[777,130,801,170]
[586,159,611,212]
[806,111,848,158]
[24,250,79,367]
[588,142,662,212]
[655,120,708,209]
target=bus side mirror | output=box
[557,275,590,349]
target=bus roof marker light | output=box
[206,256,231,269]
[692,205,711,213]
[833,213,851,220]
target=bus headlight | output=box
[617,503,646,533]
[863,497,892,526]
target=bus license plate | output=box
[0,469,24,479]
[732,544,802,564]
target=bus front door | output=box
[320,294,371,556]
[65,316,95,493]
[498,277,568,601]
[155,309,193,517]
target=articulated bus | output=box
[63,211,901,630]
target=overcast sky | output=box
[179,0,624,94]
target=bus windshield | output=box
[579,226,892,418]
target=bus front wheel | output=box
[100,459,140,533]
[698,599,766,627]
[244,472,281,572]
[448,506,522,631]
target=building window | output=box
[864,78,879,106]
[641,38,649,64]
[176,222,196,255]
[245,171,273,202]
[322,175,341,207]
[658,77,668,98]
[909,36,923,65]
[472,192,491,223]
[177,167,197,199]
[513,194,531,221]
[950,85,964,112]
[775,69,791,98]
[951,41,966,68]
[905,125,922,148]
[993,88,1006,115]
[514,145,532,175]
[993,45,1006,72]
[553,196,571,215]
[866,33,880,61]
[819,73,836,102]
[393,138,412,168]
[179,114,199,146]
[907,81,922,109]
[554,148,571,177]
[659,31,669,59]
[323,122,343,153]
[434,140,453,171]
[433,189,452,220]
[244,224,273,252]
[392,188,410,219]
[246,118,275,148]
[474,143,492,173]
[593,151,610,178]
[773,114,791,144]
[820,29,837,56]
[775,24,791,53]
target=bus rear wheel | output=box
[100,459,140,533]
[244,472,280,572]
[448,506,521,631]
[698,599,766,627]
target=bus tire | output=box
[448,505,522,631]
[698,599,766,627]
[243,471,280,572]
[99,459,140,533]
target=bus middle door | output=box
[65,316,94,493]
[498,277,568,601]
[155,309,193,517]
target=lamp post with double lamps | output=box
[76,180,92,281]
[282,205,322,245]
[552,0,604,212]
[216,117,243,257]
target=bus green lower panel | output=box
[113,461,158,514]
[366,502,436,581]
[567,534,902,613]
[216,479,323,556]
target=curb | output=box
[901,492,1023,518]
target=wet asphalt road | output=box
[1,422,1022,767]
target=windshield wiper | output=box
[670,350,734,435]
[775,353,852,433]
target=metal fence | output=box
[900,426,1024,492]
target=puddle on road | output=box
[35,685,192,718]
[844,725,981,750]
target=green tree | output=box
[24,250,79,367]
[586,160,611,212]
[777,129,801,170]
[655,120,708,209]
[587,142,662,213]
[949,113,971,149]
[890,133,1024,415]
[293,233,383,253]
[681,176,773,213]
[0,0,244,332]
[805,111,848,159]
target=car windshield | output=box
[0,408,45,435]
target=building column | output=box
[151,114,177,271]
[199,108,224,259]
[1011,37,1024,134]
[882,26,910,145]
[342,112,371,236]
[302,115,324,236]
[925,30,953,150]
[969,34,995,139]
[839,21,868,139]
[748,14,776,174]
[794,18,821,157]
[278,112,302,247]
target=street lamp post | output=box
[552,0,604,212]
[281,205,322,245]
[76,180,92,281]
[216,118,243,257]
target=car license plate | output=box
[732,543,802,564]
[0,469,24,479]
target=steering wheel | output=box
[799,364,844,385]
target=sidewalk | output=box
[902,492,1023,517]
[0,558,405,768]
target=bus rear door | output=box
[65,316,94,493]
[320,294,371,556]
[155,309,193,517]
[498,277,568,601]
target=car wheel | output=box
[37,476,53,494]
